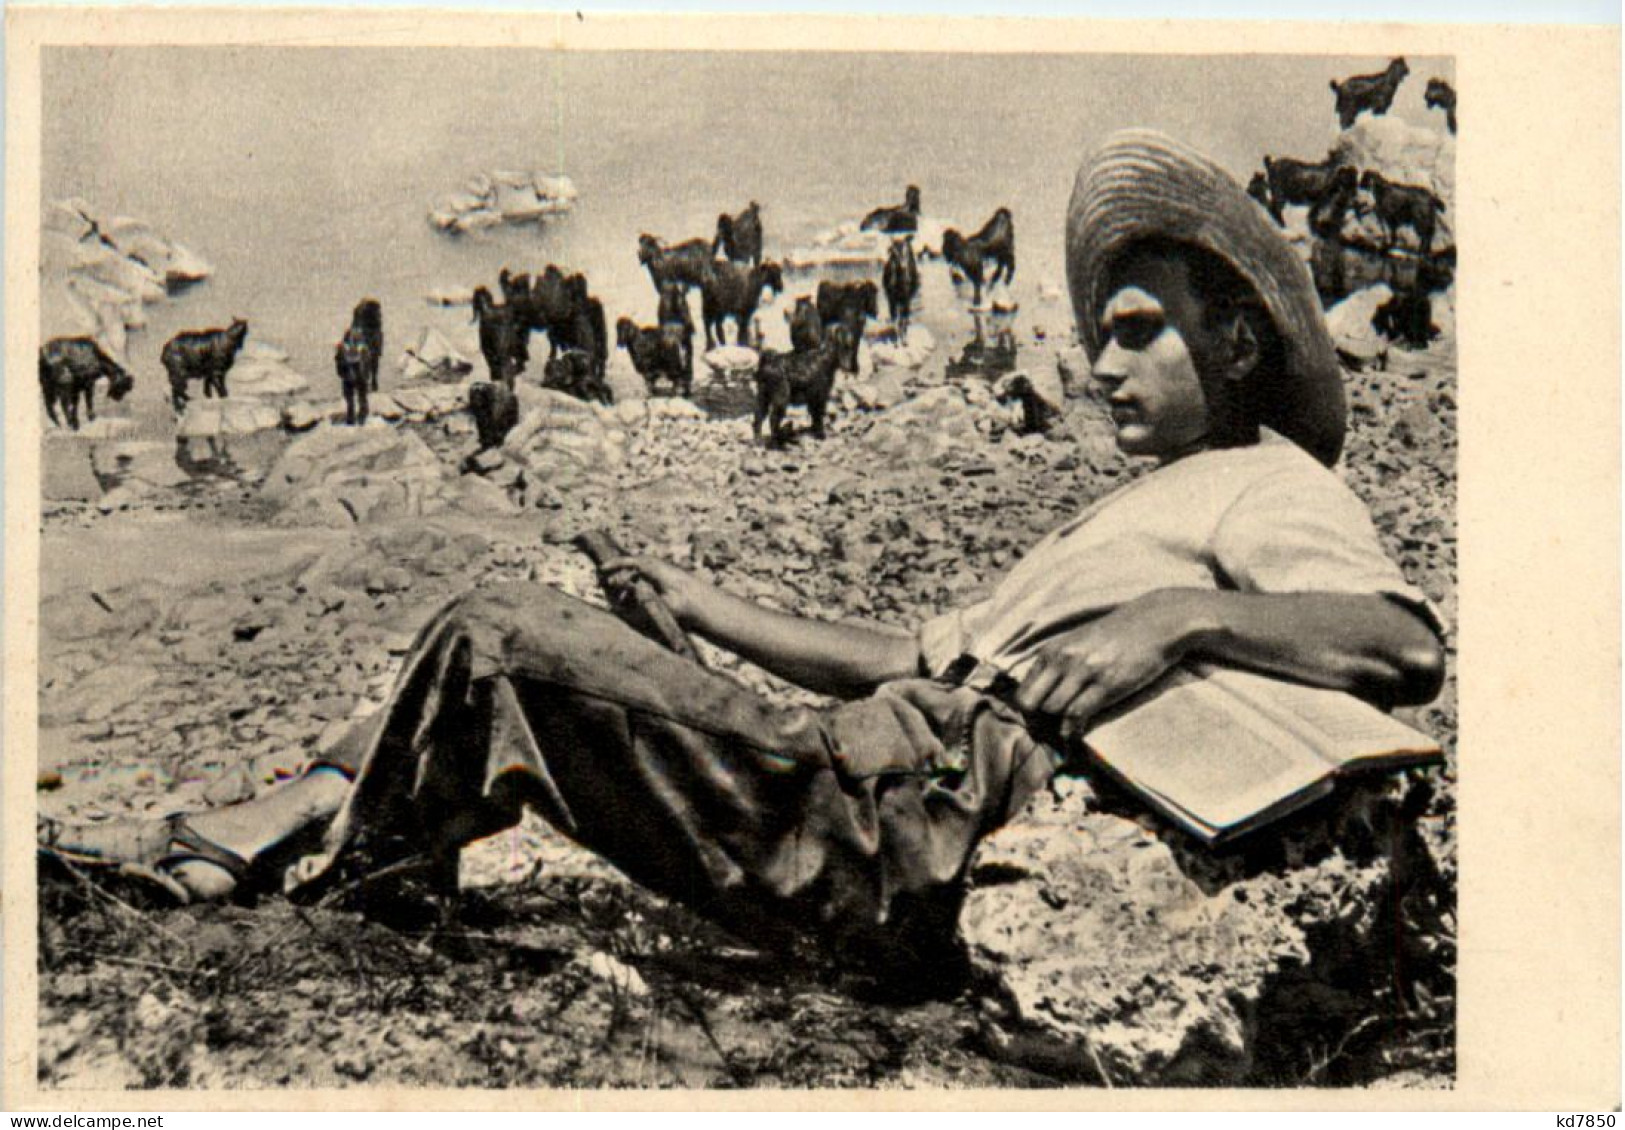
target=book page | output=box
[1087,673,1331,832]
[1202,665,1442,769]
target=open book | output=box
[1083,663,1442,846]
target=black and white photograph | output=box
[6,8,1616,1109]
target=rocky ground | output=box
[36,114,1458,1094]
[35,292,1456,1089]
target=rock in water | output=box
[176,400,284,438]
[429,171,577,233]
[229,351,311,398]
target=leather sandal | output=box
[38,812,250,908]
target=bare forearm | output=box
[681,582,921,699]
[1168,589,1446,706]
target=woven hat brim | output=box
[1066,129,1346,467]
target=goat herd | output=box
[1241,59,1457,350]
[38,59,1454,447]
[38,182,1018,452]
[458,188,1018,449]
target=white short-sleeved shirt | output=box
[916,432,1440,680]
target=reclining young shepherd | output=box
[42,130,1445,975]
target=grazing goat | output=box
[39,336,133,431]
[333,325,373,426]
[472,286,527,385]
[713,201,764,267]
[617,317,691,398]
[860,185,921,234]
[638,234,715,295]
[752,324,858,447]
[940,207,1016,308]
[786,296,823,353]
[162,319,248,414]
[1330,57,1409,130]
[1425,77,1457,134]
[815,279,879,342]
[542,349,614,406]
[700,259,784,349]
[658,280,697,387]
[349,299,383,392]
[882,238,920,340]
[1360,170,1446,255]
[467,380,519,452]
[1261,152,1348,224]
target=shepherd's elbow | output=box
[1391,633,1447,706]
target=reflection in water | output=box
[175,435,243,480]
[945,312,1019,382]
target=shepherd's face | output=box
[1090,250,1221,463]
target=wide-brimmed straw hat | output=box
[1066,129,1346,466]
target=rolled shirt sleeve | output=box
[1211,466,1445,637]
[916,599,992,677]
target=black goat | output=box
[1425,77,1457,134]
[658,280,696,388]
[1330,57,1409,130]
[39,336,133,431]
[638,234,715,295]
[162,319,249,414]
[860,185,921,234]
[541,349,614,406]
[815,279,879,342]
[882,238,920,340]
[700,260,784,349]
[786,296,823,353]
[1261,152,1348,224]
[350,299,383,392]
[467,380,520,452]
[939,207,1016,308]
[472,286,527,385]
[713,201,764,267]
[1360,170,1446,255]
[333,325,373,426]
[752,324,858,447]
[617,316,691,398]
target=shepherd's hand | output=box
[1012,590,1199,742]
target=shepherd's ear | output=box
[1216,306,1262,384]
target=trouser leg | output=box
[305,582,1058,964]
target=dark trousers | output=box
[307,583,1058,966]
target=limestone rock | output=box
[429,171,577,233]
[260,424,452,526]
[229,352,311,399]
[399,327,475,382]
[844,371,905,410]
[176,399,284,438]
[962,776,1414,1085]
